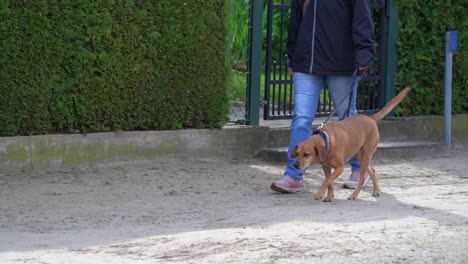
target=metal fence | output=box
[263,0,387,120]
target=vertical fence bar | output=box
[383,0,399,106]
[273,61,277,115]
[279,0,286,115]
[246,0,264,126]
[264,0,274,120]
[288,62,293,115]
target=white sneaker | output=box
[343,171,370,189]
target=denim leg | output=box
[326,76,361,172]
[284,73,324,179]
[326,76,360,119]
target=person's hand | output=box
[358,65,369,71]
[288,67,294,76]
[357,65,369,76]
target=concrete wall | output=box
[0,127,269,173]
[0,115,466,173]
[389,114,468,143]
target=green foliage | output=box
[226,0,291,67]
[226,0,250,68]
[395,0,467,115]
[0,0,229,136]
[225,0,249,102]
[265,0,291,63]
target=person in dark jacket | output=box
[271,0,377,193]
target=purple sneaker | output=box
[271,176,303,193]
[343,171,370,189]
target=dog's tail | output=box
[371,87,410,122]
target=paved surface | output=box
[1,145,468,263]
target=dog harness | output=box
[312,129,330,156]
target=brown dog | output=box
[291,87,410,201]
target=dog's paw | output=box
[314,194,322,200]
[372,191,380,197]
[323,197,333,202]
[348,195,357,200]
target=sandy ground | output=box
[1,146,468,264]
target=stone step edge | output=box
[255,140,447,162]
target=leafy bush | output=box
[0,0,229,136]
[395,0,467,115]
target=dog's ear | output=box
[291,145,299,158]
[314,145,327,162]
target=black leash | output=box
[315,67,368,132]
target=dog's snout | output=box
[294,162,300,169]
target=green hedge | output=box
[395,0,467,116]
[0,0,229,136]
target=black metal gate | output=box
[264,0,387,120]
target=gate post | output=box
[246,0,263,126]
[383,0,399,105]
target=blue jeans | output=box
[285,72,361,179]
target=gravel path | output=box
[1,146,468,263]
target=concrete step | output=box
[255,140,448,163]
[266,119,402,148]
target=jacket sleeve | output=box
[352,0,377,67]
[286,0,302,67]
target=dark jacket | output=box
[287,0,377,75]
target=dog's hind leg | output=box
[348,158,371,200]
[367,165,380,197]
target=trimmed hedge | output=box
[0,0,229,136]
[395,0,467,116]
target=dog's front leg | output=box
[315,166,344,201]
[322,165,334,202]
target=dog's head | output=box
[291,135,327,170]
